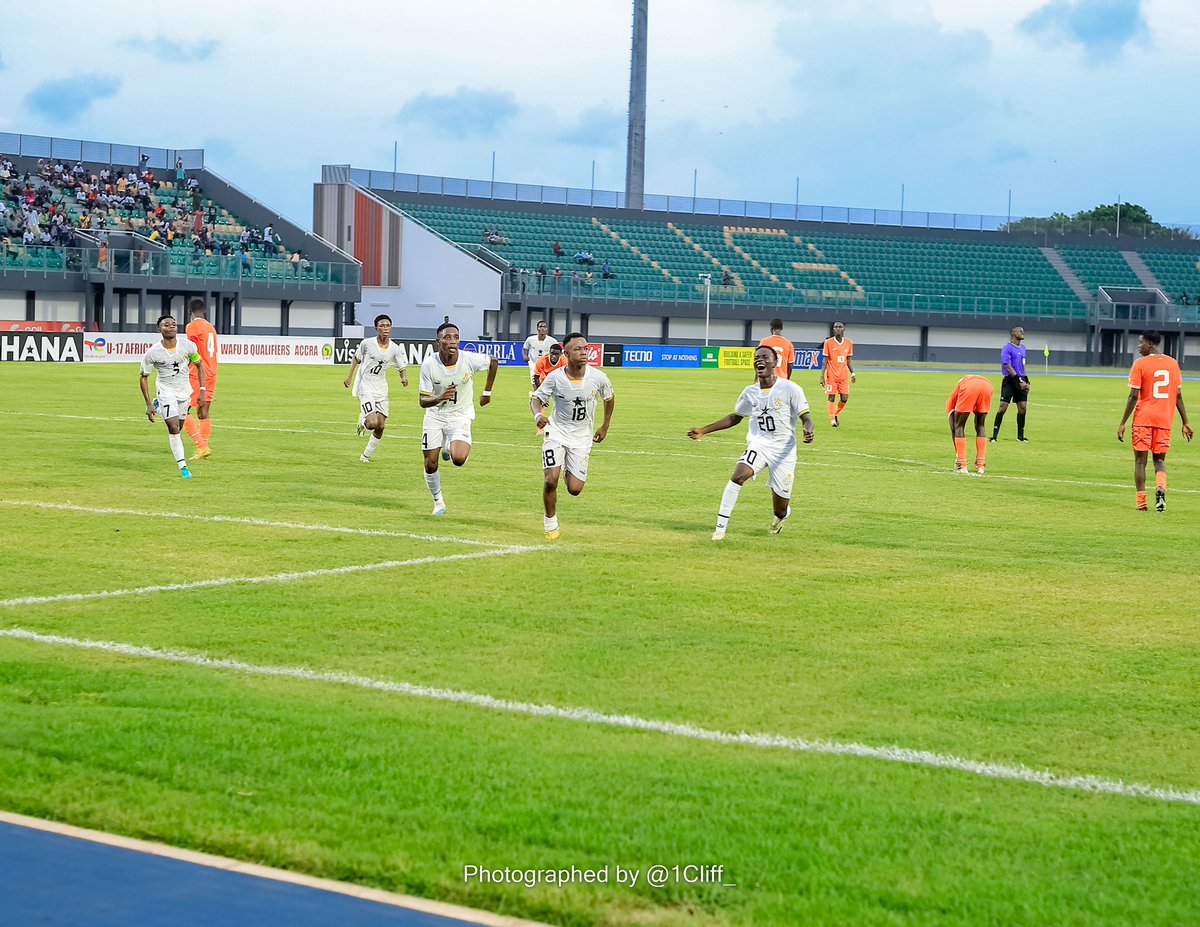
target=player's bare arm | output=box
[1178,390,1194,442]
[801,412,815,443]
[593,396,615,443]
[479,357,499,407]
[688,413,744,440]
[343,355,359,389]
[1116,388,1139,442]
[399,365,409,388]
[420,385,457,409]
[139,372,156,421]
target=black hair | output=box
[549,342,563,351]
[156,313,175,327]
[436,321,459,335]
[374,314,392,327]
[188,297,207,315]
[562,331,586,346]
[1142,330,1162,346]
[757,344,779,361]
[770,318,783,331]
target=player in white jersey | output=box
[418,321,498,515]
[523,320,554,387]
[688,345,814,540]
[531,332,615,539]
[139,314,206,478]
[342,314,409,462]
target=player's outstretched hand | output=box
[687,428,704,441]
[593,425,609,444]
[400,377,409,389]
[803,429,815,444]
[1116,423,1126,442]
[1184,423,1195,442]
[342,377,352,389]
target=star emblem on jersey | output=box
[172,362,181,373]
[573,397,585,408]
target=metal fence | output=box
[350,167,1199,240]
[0,133,204,171]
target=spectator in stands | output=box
[175,158,185,186]
[290,250,301,275]
[574,249,593,265]
[1180,292,1191,307]
[0,158,13,180]
[722,270,734,286]
[262,224,276,255]
[552,240,564,257]
[601,260,614,280]
[552,266,563,293]
[239,246,253,273]
[536,265,548,293]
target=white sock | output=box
[716,480,742,530]
[424,471,442,500]
[544,514,559,531]
[168,432,186,468]
[363,435,380,459]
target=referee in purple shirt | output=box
[990,326,1030,442]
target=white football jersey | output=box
[419,350,492,421]
[534,366,614,447]
[354,338,406,397]
[141,337,199,395]
[734,379,809,453]
[524,334,554,364]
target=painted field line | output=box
[2,628,1198,808]
[0,547,533,608]
[0,500,509,547]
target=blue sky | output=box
[1,0,1196,230]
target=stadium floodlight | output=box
[698,273,712,346]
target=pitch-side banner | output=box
[0,332,84,362]
[81,333,338,364]
[1,320,87,333]
[460,340,525,367]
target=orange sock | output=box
[1136,490,1148,510]
[954,437,967,467]
[199,418,212,445]
[1156,472,1166,491]
[836,401,846,414]
[975,436,987,468]
[183,416,202,446]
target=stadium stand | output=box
[1056,246,1143,292]
[1139,249,1200,301]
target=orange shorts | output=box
[947,379,993,414]
[190,369,218,406]
[824,373,850,396]
[1131,425,1170,454]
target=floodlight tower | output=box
[625,0,648,211]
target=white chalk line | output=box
[1,627,1196,808]
[0,500,510,547]
[0,546,534,608]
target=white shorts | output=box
[739,441,796,499]
[542,438,591,482]
[360,393,389,420]
[528,362,539,384]
[423,415,472,451]
[156,391,191,421]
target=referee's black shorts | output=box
[1000,375,1029,403]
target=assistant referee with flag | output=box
[991,326,1030,442]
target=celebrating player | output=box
[759,318,795,380]
[946,374,993,476]
[139,314,205,479]
[182,297,218,460]
[688,345,814,541]
[343,314,409,462]
[531,332,615,539]
[820,320,855,427]
[419,321,498,516]
[523,320,555,388]
[1117,330,1193,512]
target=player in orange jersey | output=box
[759,318,795,381]
[534,341,566,386]
[820,321,855,427]
[1117,330,1193,511]
[182,297,218,459]
[946,374,993,476]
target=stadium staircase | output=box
[1137,249,1200,301]
[1121,250,1167,292]
[1040,247,1094,304]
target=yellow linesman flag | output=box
[1044,344,1050,358]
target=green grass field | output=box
[2,360,1199,926]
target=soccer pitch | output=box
[2,361,1199,927]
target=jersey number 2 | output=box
[1153,369,1171,400]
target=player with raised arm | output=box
[419,321,498,516]
[820,321,855,427]
[182,297,218,460]
[1117,330,1193,511]
[689,345,814,540]
[342,314,409,462]
[140,314,205,478]
[531,333,615,539]
[523,320,555,389]
[946,374,993,476]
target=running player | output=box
[533,342,567,434]
[419,322,498,516]
[139,314,205,478]
[531,332,615,539]
[820,321,855,427]
[990,326,1030,442]
[182,297,218,460]
[1117,330,1193,511]
[342,314,409,462]
[688,345,814,541]
[523,320,555,388]
[759,318,795,380]
[946,374,993,475]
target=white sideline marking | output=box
[2,627,1197,808]
[0,811,554,927]
[0,547,533,608]
[0,500,508,547]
